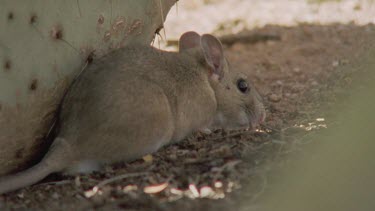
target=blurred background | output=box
[157,0,375,49]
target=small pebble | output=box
[168,154,177,161]
[332,60,339,67]
[293,67,301,73]
[52,192,60,199]
[268,94,281,102]
[311,81,318,86]
[142,154,153,163]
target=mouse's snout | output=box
[258,109,266,124]
[247,92,267,129]
[249,106,266,129]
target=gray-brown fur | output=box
[0,32,265,194]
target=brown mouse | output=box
[0,31,265,194]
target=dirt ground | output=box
[1,23,374,211]
[1,1,375,210]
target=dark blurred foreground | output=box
[252,46,375,211]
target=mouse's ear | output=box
[179,31,201,52]
[200,34,225,81]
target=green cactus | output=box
[0,0,176,175]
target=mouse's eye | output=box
[237,79,250,93]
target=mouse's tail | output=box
[0,138,74,194]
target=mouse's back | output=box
[57,43,217,161]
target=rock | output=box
[268,94,282,102]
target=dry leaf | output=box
[143,183,168,194]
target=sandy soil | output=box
[164,0,375,38]
[1,1,375,210]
